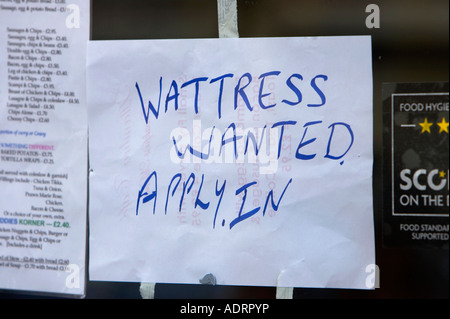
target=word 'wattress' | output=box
[87,36,375,288]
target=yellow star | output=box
[437,117,449,134]
[439,170,446,178]
[419,118,433,134]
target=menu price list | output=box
[5,25,79,126]
[0,255,71,272]
[0,0,88,295]
[0,168,69,244]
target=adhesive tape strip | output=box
[217,0,239,38]
[276,286,294,299]
[139,282,156,299]
[276,270,294,299]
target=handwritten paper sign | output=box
[87,36,375,288]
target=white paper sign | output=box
[87,36,375,289]
[0,1,89,295]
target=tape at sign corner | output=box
[217,0,239,38]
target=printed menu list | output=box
[0,0,89,296]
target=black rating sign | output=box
[383,83,449,248]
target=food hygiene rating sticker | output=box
[383,82,449,248]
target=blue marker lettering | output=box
[136,171,157,215]
[172,127,216,160]
[171,135,189,159]
[272,120,297,159]
[136,79,162,124]
[281,73,303,106]
[307,74,327,107]
[229,181,260,229]
[195,174,210,210]
[258,71,280,109]
[213,179,226,229]
[189,126,216,160]
[165,80,179,112]
[325,122,354,160]
[262,178,292,216]
[220,123,242,159]
[234,72,253,111]
[165,173,182,214]
[179,173,195,212]
[210,73,234,119]
[181,77,208,114]
[244,125,267,156]
[295,120,322,160]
